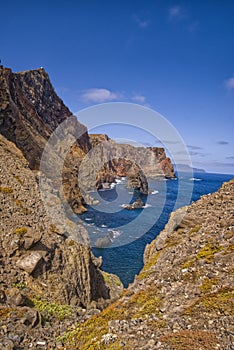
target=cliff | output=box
[88,134,175,194]
[62,178,234,350]
[0,66,178,348]
[0,65,91,214]
[0,66,175,212]
[0,133,123,348]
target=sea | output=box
[78,172,233,287]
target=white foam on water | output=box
[190,178,202,181]
[151,190,159,195]
[143,203,152,208]
[110,230,122,239]
[115,179,122,184]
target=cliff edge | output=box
[62,178,234,350]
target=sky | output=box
[1,0,234,174]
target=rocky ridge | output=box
[0,65,178,349]
[0,65,91,214]
[62,178,234,350]
[89,134,175,194]
[0,134,122,349]
[0,66,175,213]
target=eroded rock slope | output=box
[0,134,122,349]
[63,178,234,350]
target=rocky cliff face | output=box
[88,134,175,195]
[0,66,175,213]
[0,133,123,348]
[0,65,91,214]
[0,134,116,304]
[62,178,234,350]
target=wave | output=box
[190,178,202,181]
[108,229,122,240]
[115,179,122,184]
[85,218,92,221]
[143,203,152,208]
[115,177,126,185]
[151,190,159,195]
[101,224,107,227]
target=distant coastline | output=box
[175,163,206,173]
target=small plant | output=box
[138,251,161,280]
[50,224,60,234]
[102,271,122,287]
[13,227,28,235]
[0,307,11,319]
[160,330,218,350]
[15,199,22,206]
[181,259,194,269]
[32,298,72,321]
[21,207,32,215]
[185,287,234,316]
[12,281,26,290]
[0,186,13,193]
[196,243,222,263]
[188,225,201,235]
[14,175,23,184]
[200,277,218,293]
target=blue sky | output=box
[1,0,234,173]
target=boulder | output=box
[16,252,43,274]
[122,199,145,210]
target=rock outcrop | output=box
[88,134,175,195]
[0,66,175,213]
[0,133,123,348]
[0,133,120,304]
[62,178,234,350]
[0,65,91,214]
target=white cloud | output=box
[224,77,234,90]
[80,89,148,105]
[169,5,184,20]
[81,88,121,103]
[168,5,188,21]
[131,94,146,103]
[133,14,151,28]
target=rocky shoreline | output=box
[61,178,234,350]
[0,66,233,349]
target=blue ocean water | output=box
[79,172,233,287]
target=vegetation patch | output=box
[128,287,162,318]
[63,284,162,349]
[0,186,13,193]
[200,277,218,293]
[196,243,222,263]
[13,227,28,235]
[102,271,122,287]
[188,225,202,235]
[0,307,11,319]
[32,297,72,321]
[14,175,23,184]
[201,287,234,315]
[137,251,161,280]
[12,281,26,290]
[180,259,194,269]
[185,287,234,316]
[49,224,61,234]
[160,330,218,350]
